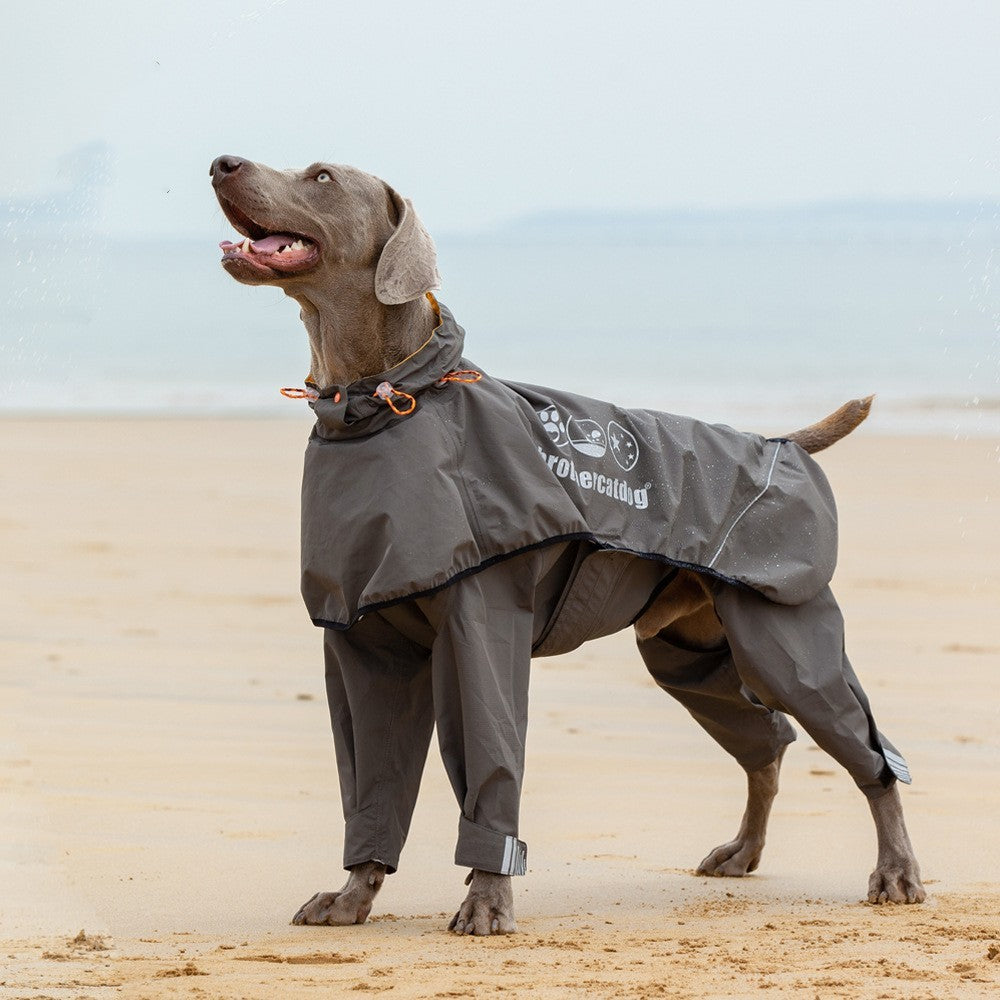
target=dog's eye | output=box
[315,171,332,183]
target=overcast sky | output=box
[6,0,999,237]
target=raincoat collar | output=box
[310,299,467,440]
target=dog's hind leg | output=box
[696,746,785,876]
[637,631,797,876]
[868,785,925,903]
[712,583,925,903]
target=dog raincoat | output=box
[304,303,909,877]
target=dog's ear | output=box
[374,186,441,305]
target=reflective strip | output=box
[708,442,782,568]
[500,836,513,875]
[883,748,912,784]
[500,836,527,876]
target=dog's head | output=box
[210,155,440,304]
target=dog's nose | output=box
[210,155,245,186]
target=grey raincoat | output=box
[306,303,909,877]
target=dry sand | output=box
[1,417,998,999]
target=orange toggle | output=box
[373,381,417,416]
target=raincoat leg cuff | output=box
[738,719,797,773]
[856,767,897,800]
[455,816,527,876]
[878,740,912,785]
[343,809,399,874]
[855,734,911,799]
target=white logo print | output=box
[566,417,607,458]
[608,420,639,471]
[537,404,569,447]
[534,403,649,510]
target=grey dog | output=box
[210,155,924,935]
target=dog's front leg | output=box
[448,869,516,935]
[867,785,925,904]
[291,861,387,925]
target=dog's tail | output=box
[783,395,874,454]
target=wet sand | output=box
[1,418,998,998]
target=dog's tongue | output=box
[249,233,297,253]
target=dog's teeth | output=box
[241,238,251,252]
[291,240,304,250]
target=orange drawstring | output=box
[280,386,321,401]
[372,370,482,417]
[286,369,481,417]
[373,381,417,415]
[439,369,483,384]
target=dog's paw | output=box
[292,890,372,926]
[292,861,386,926]
[867,861,926,905]
[696,837,763,877]
[448,870,517,936]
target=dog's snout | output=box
[210,155,245,186]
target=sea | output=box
[2,204,998,435]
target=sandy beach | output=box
[1,416,998,999]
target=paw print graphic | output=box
[537,404,569,448]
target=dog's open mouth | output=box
[217,195,320,277]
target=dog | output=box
[210,154,925,935]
